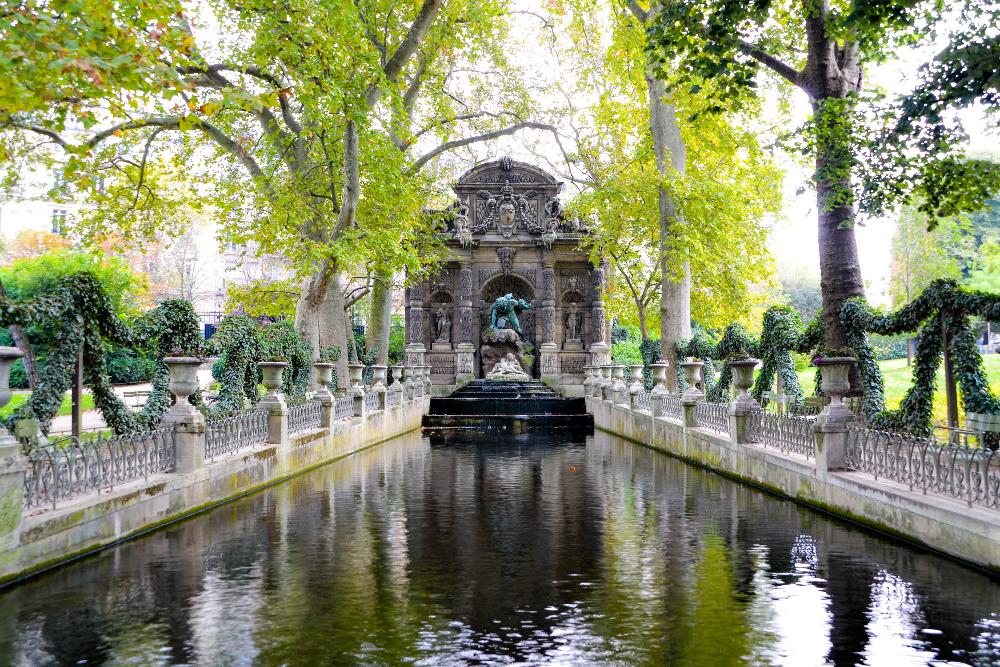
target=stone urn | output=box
[165,356,203,404]
[0,346,24,414]
[582,365,594,392]
[348,363,365,390]
[371,365,388,391]
[680,360,705,401]
[390,365,404,387]
[650,362,669,395]
[814,357,856,418]
[258,361,287,396]
[629,364,645,392]
[728,358,760,411]
[422,364,434,390]
[313,362,334,397]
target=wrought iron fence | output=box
[634,390,652,413]
[364,391,383,414]
[206,410,268,460]
[387,390,401,407]
[694,401,729,433]
[748,410,815,459]
[845,424,1000,510]
[661,395,684,422]
[335,396,354,421]
[24,428,176,511]
[289,400,322,434]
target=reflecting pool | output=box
[1,431,999,666]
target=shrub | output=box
[105,347,156,384]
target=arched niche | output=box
[480,274,536,341]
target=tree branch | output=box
[409,121,563,173]
[738,39,802,88]
[366,0,441,107]
[626,0,648,24]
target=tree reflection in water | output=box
[1,429,999,665]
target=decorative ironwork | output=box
[24,428,176,511]
[288,400,322,434]
[845,424,1000,509]
[748,411,815,459]
[335,396,354,421]
[694,401,729,433]
[661,395,684,422]
[364,391,382,414]
[206,409,268,460]
[635,390,652,413]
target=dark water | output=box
[2,431,1000,666]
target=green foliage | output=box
[105,346,156,384]
[207,316,263,419]
[225,280,300,320]
[0,272,204,437]
[258,320,312,397]
[388,315,405,366]
[841,279,1000,436]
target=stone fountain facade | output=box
[404,158,610,396]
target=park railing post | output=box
[611,365,628,407]
[680,360,705,429]
[258,361,288,447]
[314,362,335,428]
[349,364,366,417]
[390,365,405,409]
[813,357,857,480]
[600,365,613,401]
[650,362,668,418]
[0,346,26,550]
[728,359,760,444]
[162,356,208,474]
[372,365,388,411]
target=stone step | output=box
[429,397,587,416]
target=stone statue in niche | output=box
[434,305,452,343]
[565,303,582,342]
[489,293,533,339]
[486,353,530,382]
[540,216,558,249]
[452,198,476,248]
[544,196,562,222]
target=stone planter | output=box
[371,365,388,391]
[0,346,25,414]
[165,356,203,404]
[629,364,644,392]
[814,357,856,418]
[390,365,404,387]
[680,360,705,401]
[313,362,334,388]
[348,363,364,390]
[258,361,287,396]
[650,362,668,394]
[423,365,433,391]
[729,358,760,411]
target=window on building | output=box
[51,208,68,234]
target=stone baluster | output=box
[163,356,208,472]
[0,347,25,550]
[422,364,433,397]
[628,364,644,410]
[582,365,594,398]
[611,365,628,406]
[258,361,288,446]
[372,365,388,411]
[349,363,366,417]
[390,365,405,407]
[314,362,335,427]
[680,360,705,428]
[813,357,857,480]
[728,358,760,443]
[650,362,669,417]
[403,365,416,401]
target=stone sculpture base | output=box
[481,327,534,377]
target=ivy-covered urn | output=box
[814,357,856,418]
[164,356,203,406]
[258,361,287,395]
[0,346,24,415]
[680,360,705,401]
[729,358,760,410]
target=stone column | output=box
[0,347,25,550]
[728,359,760,444]
[814,358,857,480]
[162,356,208,474]
[539,261,560,382]
[456,262,476,382]
[258,361,288,446]
[405,281,426,372]
[314,362,335,427]
[589,264,610,367]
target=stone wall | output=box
[588,397,1000,573]
[0,398,430,587]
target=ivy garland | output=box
[258,320,312,397]
[0,274,205,437]
[206,315,264,419]
[674,308,823,407]
[840,278,1000,437]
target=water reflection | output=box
[1,430,999,665]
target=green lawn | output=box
[0,392,96,418]
[796,355,1000,425]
